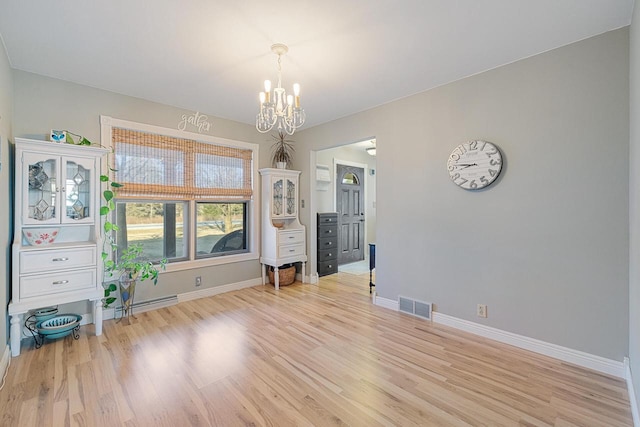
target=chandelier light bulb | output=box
[293,83,300,96]
[259,92,266,104]
[264,80,271,92]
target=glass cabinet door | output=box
[24,152,59,224]
[272,177,284,217]
[63,156,94,223]
[285,177,297,217]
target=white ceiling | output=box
[0,1,634,129]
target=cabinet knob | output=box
[52,257,69,262]
[53,280,69,285]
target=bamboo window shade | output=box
[112,128,253,200]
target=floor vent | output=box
[398,296,432,320]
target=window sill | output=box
[162,251,259,273]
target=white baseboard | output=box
[373,296,624,378]
[1,345,9,377]
[84,278,262,321]
[626,357,640,427]
[374,295,398,311]
[178,278,262,303]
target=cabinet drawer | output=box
[20,268,96,299]
[317,249,337,262]
[318,225,337,238]
[20,247,96,274]
[318,236,338,250]
[317,213,338,224]
[318,260,338,276]
[278,244,305,258]
[279,230,304,245]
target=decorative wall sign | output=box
[178,111,212,133]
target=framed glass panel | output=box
[26,155,57,222]
[115,201,187,262]
[196,202,247,257]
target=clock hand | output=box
[458,163,478,169]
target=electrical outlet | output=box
[477,304,487,318]
[195,276,202,287]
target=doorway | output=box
[336,164,365,265]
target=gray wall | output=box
[297,28,630,361]
[629,2,639,411]
[12,71,272,306]
[0,37,13,349]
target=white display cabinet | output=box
[9,138,109,356]
[259,169,307,289]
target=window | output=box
[101,117,258,268]
[196,202,247,257]
[114,201,187,261]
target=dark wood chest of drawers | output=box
[317,212,338,276]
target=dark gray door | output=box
[336,164,365,264]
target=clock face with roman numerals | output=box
[447,140,502,190]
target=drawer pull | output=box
[52,257,69,262]
[289,249,295,253]
[53,280,69,285]
[328,253,332,257]
[288,236,295,239]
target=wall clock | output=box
[447,140,502,190]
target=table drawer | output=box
[20,268,96,299]
[279,230,304,245]
[318,236,338,250]
[317,249,337,262]
[278,243,305,258]
[317,213,338,224]
[20,247,96,274]
[318,224,337,238]
[318,260,338,276]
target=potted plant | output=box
[103,244,167,319]
[99,166,166,316]
[271,131,295,168]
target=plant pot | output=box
[276,162,287,169]
[119,276,137,320]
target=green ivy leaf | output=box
[108,200,115,210]
[105,297,117,305]
[103,190,113,201]
[100,175,109,182]
[100,206,110,216]
[104,222,113,232]
[111,182,123,188]
[108,283,117,292]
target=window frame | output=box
[100,116,259,273]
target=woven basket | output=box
[268,265,296,286]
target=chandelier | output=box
[256,43,305,135]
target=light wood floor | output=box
[0,272,633,426]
